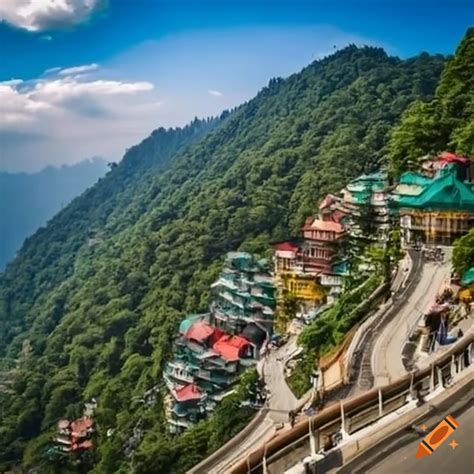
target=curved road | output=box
[206,337,304,473]
[372,249,452,386]
[192,248,455,473]
[339,379,474,474]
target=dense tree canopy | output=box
[452,229,474,277]
[0,45,446,472]
[389,28,474,175]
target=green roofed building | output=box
[341,171,390,239]
[391,162,474,245]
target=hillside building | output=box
[391,154,474,245]
[164,252,275,433]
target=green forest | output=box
[1,30,472,473]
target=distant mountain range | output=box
[0,158,108,270]
[1,27,472,472]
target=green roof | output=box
[461,268,474,286]
[347,171,387,199]
[392,165,474,211]
[399,172,433,187]
[179,314,202,334]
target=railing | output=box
[229,334,473,473]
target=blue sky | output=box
[0,0,472,172]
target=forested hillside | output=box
[390,27,474,174]
[0,158,108,271]
[0,45,446,472]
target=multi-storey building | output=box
[391,156,474,245]
[164,252,275,433]
[341,171,390,239]
[210,252,276,336]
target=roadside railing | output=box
[229,333,473,473]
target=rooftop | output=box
[185,321,223,344]
[173,384,203,402]
[213,335,251,361]
[273,241,299,252]
[304,218,344,233]
[392,164,474,211]
[70,418,93,437]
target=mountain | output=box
[0,158,109,271]
[389,27,474,174]
[0,45,446,472]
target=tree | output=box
[452,229,474,276]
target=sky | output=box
[0,0,472,173]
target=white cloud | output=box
[0,73,158,171]
[208,89,223,97]
[44,66,62,74]
[0,0,105,32]
[58,63,99,75]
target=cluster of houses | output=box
[163,252,276,433]
[164,151,474,433]
[273,151,474,311]
[45,400,96,461]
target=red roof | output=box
[185,321,215,342]
[70,418,93,437]
[174,383,203,402]
[71,440,93,451]
[213,335,250,361]
[438,151,470,166]
[273,241,299,252]
[304,218,343,233]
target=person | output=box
[289,410,296,428]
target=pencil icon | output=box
[416,415,459,459]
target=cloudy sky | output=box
[0,0,472,172]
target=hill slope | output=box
[0,158,109,271]
[0,46,445,472]
[390,27,474,173]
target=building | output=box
[341,171,390,239]
[391,157,474,245]
[164,252,275,433]
[272,214,347,307]
[318,261,349,302]
[301,218,346,274]
[52,417,94,455]
[210,252,276,336]
[165,384,206,433]
[272,241,325,303]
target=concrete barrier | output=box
[187,408,268,474]
[229,333,474,473]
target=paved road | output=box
[372,250,452,386]
[367,391,474,474]
[264,337,299,422]
[207,338,304,473]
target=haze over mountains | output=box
[0,41,453,472]
[0,158,108,270]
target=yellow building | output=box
[277,272,325,302]
[272,241,325,304]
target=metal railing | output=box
[229,334,473,473]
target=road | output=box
[368,407,474,474]
[264,337,299,422]
[372,249,452,386]
[207,337,304,473]
[336,377,474,474]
